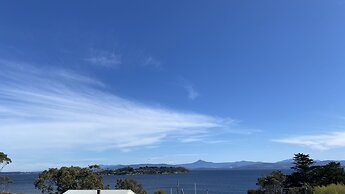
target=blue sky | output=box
[1,0,345,171]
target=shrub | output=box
[314,184,345,194]
[115,178,146,194]
[247,189,264,194]
[154,190,166,194]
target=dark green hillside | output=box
[100,166,189,175]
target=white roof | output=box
[63,190,136,194]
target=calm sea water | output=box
[4,170,286,194]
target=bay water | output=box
[4,170,284,194]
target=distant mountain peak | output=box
[277,159,294,163]
[100,159,345,171]
[194,160,209,163]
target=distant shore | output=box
[99,166,189,175]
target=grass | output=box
[314,184,345,194]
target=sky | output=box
[1,0,345,171]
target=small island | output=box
[100,166,189,175]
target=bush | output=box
[247,189,264,194]
[154,190,166,194]
[115,178,146,194]
[287,184,313,194]
[314,184,345,194]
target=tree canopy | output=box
[0,152,11,172]
[35,166,103,194]
[0,152,12,194]
[309,162,345,186]
[115,178,147,194]
[257,170,286,194]
[102,166,189,175]
[287,153,315,187]
[252,153,345,193]
[291,153,315,173]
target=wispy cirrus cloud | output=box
[85,49,121,68]
[184,85,199,100]
[148,153,204,164]
[0,60,232,153]
[142,56,161,68]
[273,131,345,150]
[177,78,200,100]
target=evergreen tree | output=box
[309,162,345,186]
[287,153,315,187]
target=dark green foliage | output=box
[115,178,146,194]
[291,153,315,173]
[287,153,315,187]
[0,152,11,171]
[256,170,286,194]
[309,162,345,186]
[250,153,345,193]
[34,166,103,194]
[0,176,12,193]
[102,166,189,175]
[247,189,264,194]
[135,166,188,174]
[154,189,166,194]
[88,164,101,170]
[0,152,12,193]
[286,183,313,194]
[113,167,135,175]
[34,168,58,193]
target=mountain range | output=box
[100,159,345,170]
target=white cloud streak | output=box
[142,56,161,68]
[273,132,345,150]
[85,49,121,68]
[184,85,199,100]
[0,60,232,153]
[177,78,200,100]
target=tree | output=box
[291,153,315,174]
[89,164,101,173]
[287,153,315,187]
[34,168,59,193]
[0,176,13,193]
[252,153,345,193]
[257,170,286,194]
[0,152,11,172]
[309,162,345,186]
[115,178,146,194]
[0,152,12,193]
[35,166,103,194]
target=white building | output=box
[63,190,136,194]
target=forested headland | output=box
[100,166,189,175]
